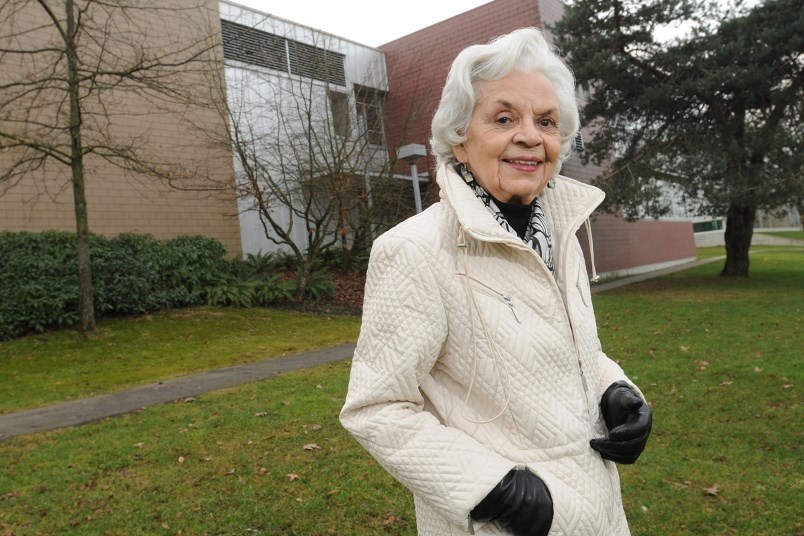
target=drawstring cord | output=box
[457,227,512,424]
[584,218,600,283]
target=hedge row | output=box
[0,231,229,340]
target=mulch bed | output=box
[273,270,366,317]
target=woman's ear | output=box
[452,144,468,164]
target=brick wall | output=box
[0,0,242,256]
[381,0,541,157]
[380,0,696,273]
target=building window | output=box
[221,19,346,86]
[328,91,350,137]
[354,85,385,146]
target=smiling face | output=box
[453,70,562,205]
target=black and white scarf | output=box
[457,165,554,274]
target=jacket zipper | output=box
[459,273,523,324]
[460,222,597,430]
[502,296,522,324]
[576,280,590,308]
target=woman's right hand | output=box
[470,468,553,536]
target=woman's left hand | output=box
[590,381,652,464]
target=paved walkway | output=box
[0,343,356,441]
[1,249,796,441]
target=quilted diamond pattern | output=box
[340,164,639,535]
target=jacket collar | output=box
[436,163,605,246]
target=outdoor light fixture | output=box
[397,143,427,213]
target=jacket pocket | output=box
[459,272,523,325]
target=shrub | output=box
[92,233,229,315]
[304,269,336,303]
[0,231,80,339]
[317,248,370,274]
[0,232,230,340]
[0,232,350,340]
[206,274,295,308]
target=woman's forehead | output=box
[474,72,559,110]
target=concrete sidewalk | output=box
[0,343,356,441]
[0,253,757,442]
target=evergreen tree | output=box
[553,0,803,276]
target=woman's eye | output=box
[496,116,513,125]
[539,117,557,128]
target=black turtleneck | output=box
[494,197,533,240]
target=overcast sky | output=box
[233,0,494,48]
[232,0,762,48]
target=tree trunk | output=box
[66,0,96,332]
[721,201,756,277]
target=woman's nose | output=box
[513,119,543,146]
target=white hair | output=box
[430,27,580,174]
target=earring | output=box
[458,162,475,183]
[547,178,555,189]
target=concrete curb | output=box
[591,256,725,294]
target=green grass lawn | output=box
[0,307,360,414]
[0,250,801,535]
[755,229,804,241]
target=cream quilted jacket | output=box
[340,163,639,535]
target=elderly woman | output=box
[340,27,652,536]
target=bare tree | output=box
[0,0,227,332]
[205,23,411,299]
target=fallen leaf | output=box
[383,515,398,526]
[668,480,692,489]
[303,443,322,451]
[698,360,709,370]
[754,367,763,372]
[311,424,322,431]
[719,381,733,386]
[133,442,144,448]
[257,467,267,475]
[680,345,689,352]
[178,456,185,464]
[254,412,267,417]
[703,484,720,496]
[316,384,323,389]
[181,397,195,403]
[286,473,299,481]
[282,400,291,406]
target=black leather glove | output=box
[470,468,553,536]
[590,381,652,464]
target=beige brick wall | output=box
[0,0,241,256]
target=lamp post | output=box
[397,143,428,213]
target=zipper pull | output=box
[502,296,523,324]
[579,358,589,393]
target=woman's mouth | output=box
[505,159,543,171]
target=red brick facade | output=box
[380,0,696,274]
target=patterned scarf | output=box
[457,165,554,274]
